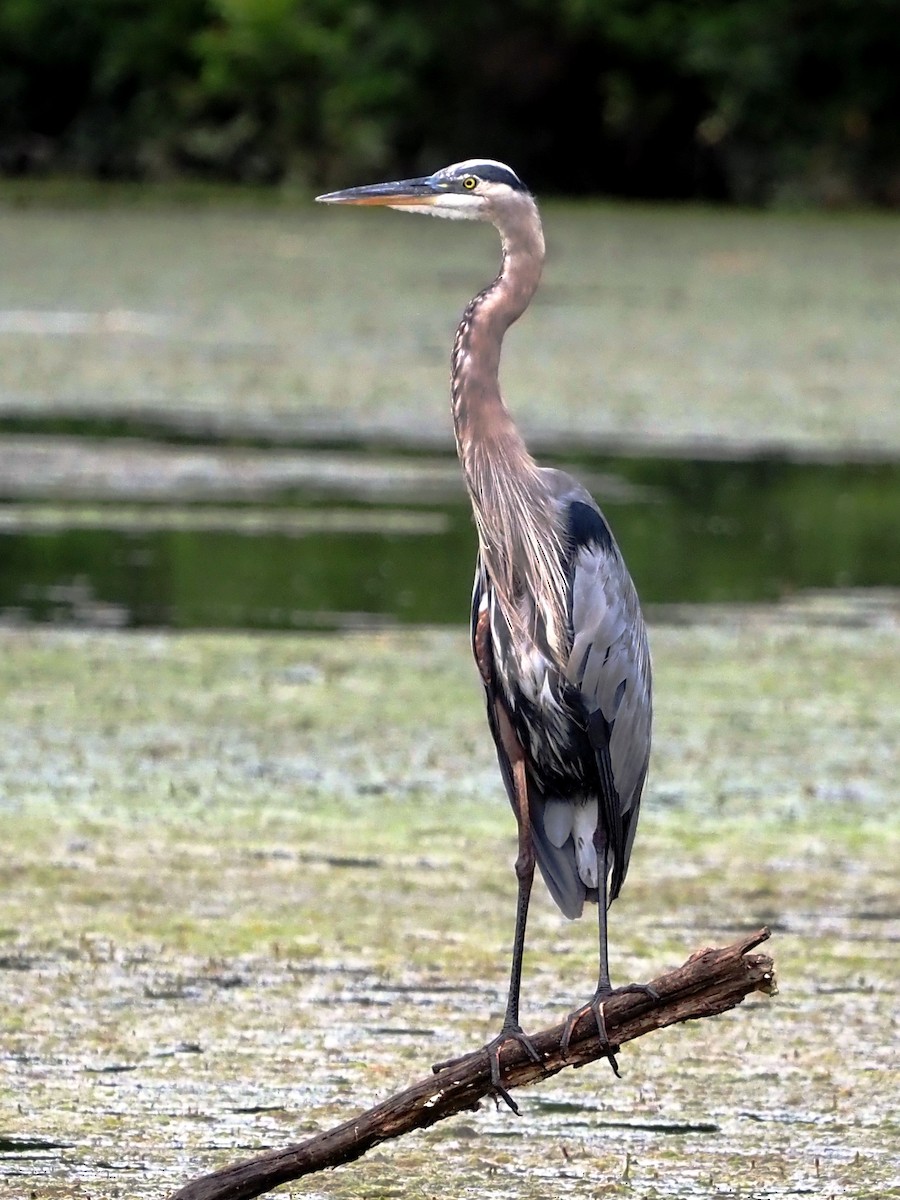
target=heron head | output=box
[316,159,532,223]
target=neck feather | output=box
[450,206,544,457]
[450,201,569,657]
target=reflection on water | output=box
[0,452,897,630]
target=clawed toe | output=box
[485,1026,542,1113]
[618,982,660,1002]
[560,998,619,1072]
[433,1025,543,1114]
[432,1046,483,1075]
[560,981,660,1071]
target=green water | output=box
[1,451,896,629]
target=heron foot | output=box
[560,983,660,1074]
[433,1024,542,1115]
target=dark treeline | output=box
[2,0,899,204]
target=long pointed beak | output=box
[315,177,442,207]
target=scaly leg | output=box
[481,755,543,1110]
[434,741,542,1113]
[560,833,658,1071]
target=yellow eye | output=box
[463,176,477,190]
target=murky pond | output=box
[1,441,897,629]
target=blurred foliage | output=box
[1,0,899,202]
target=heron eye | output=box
[463,176,478,190]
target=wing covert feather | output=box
[563,492,652,894]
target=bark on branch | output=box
[168,927,775,1200]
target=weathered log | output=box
[168,927,775,1200]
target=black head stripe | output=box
[437,159,529,193]
[469,162,528,192]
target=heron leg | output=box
[559,835,659,1070]
[501,756,535,1028]
[595,835,615,995]
[478,755,543,1110]
[433,747,542,1113]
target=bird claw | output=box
[560,982,660,1072]
[432,1048,480,1075]
[433,1025,542,1115]
[560,998,620,1074]
[608,981,661,1007]
[485,1026,542,1114]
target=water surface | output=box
[1,447,896,629]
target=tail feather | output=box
[529,796,588,919]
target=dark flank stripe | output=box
[568,500,615,555]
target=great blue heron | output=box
[317,160,653,1110]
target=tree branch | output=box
[168,927,775,1200]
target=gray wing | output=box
[553,472,653,899]
[472,469,651,915]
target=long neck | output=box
[451,211,544,465]
[451,204,569,657]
